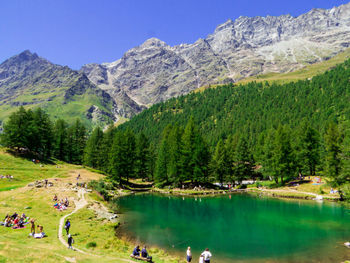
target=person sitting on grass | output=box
[37,225,43,234]
[4,216,11,227]
[53,194,58,201]
[141,246,152,261]
[11,212,18,220]
[132,245,140,256]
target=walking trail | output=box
[57,187,136,262]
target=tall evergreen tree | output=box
[324,123,343,185]
[124,129,136,182]
[154,131,170,184]
[299,125,320,176]
[53,119,68,161]
[273,125,295,184]
[167,125,184,185]
[135,132,150,180]
[98,124,115,173]
[210,139,229,185]
[260,129,276,181]
[83,127,103,168]
[110,131,127,186]
[32,108,53,159]
[67,119,87,164]
[181,118,198,182]
[1,106,34,150]
[233,137,255,184]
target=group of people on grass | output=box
[0,174,13,180]
[1,212,46,238]
[1,212,29,228]
[29,219,45,238]
[53,194,69,211]
[132,245,152,261]
[132,245,212,263]
[186,247,212,263]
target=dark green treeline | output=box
[1,106,86,164]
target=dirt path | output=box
[56,180,136,262]
[58,188,89,254]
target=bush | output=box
[341,184,350,201]
[88,179,113,201]
[86,241,97,248]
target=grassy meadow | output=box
[0,149,181,263]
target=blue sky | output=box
[1,0,349,69]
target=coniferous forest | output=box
[2,59,350,198]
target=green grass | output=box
[0,149,183,262]
[0,148,74,191]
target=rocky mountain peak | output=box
[140,37,168,48]
[82,2,350,121]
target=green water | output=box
[115,194,350,262]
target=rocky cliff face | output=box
[0,50,116,126]
[82,2,350,119]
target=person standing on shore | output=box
[201,248,212,263]
[186,246,192,262]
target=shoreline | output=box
[117,186,342,203]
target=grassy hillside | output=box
[0,149,180,263]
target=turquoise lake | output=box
[115,193,350,262]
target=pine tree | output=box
[124,129,136,182]
[324,123,343,185]
[53,119,68,161]
[154,135,169,184]
[83,127,103,168]
[210,139,229,185]
[233,137,255,184]
[1,106,34,151]
[110,131,127,186]
[261,129,276,182]
[181,118,197,182]
[299,125,320,176]
[167,125,184,185]
[67,119,87,164]
[32,108,53,159]
[273,125,295,184]
[135,132,150,180]
[98,124,115,173]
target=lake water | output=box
[115,193,350,262]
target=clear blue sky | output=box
[1,0,349,69]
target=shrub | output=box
[86,241,97,248]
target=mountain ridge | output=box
[82,2,350,120]
[0,50,116,127]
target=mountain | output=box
[118,58,350,147]
[82,2,350,119]
[0,50,116,127]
